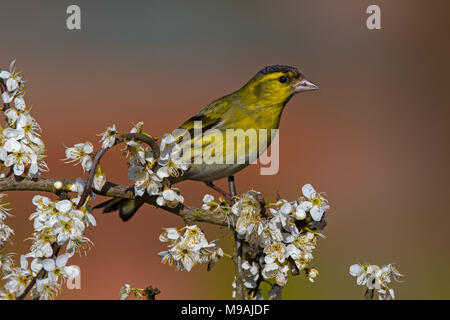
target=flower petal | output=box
[302,184,316,199]
[310,206,324,221]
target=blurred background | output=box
[0,0,449,299]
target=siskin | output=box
[97,65,319,220]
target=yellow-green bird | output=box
[96,65,319,220]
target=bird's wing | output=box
[170,94,238,179]
[177,94,234,136]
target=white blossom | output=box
[269,200,298,234]
[158,228,180,242]
[67,178,86,195]
[1,90,16,104]
[32,276,60,300]
[349,263,403,300]
[93,165,106,191]
[156,187,184,208]
[0,223,14,247]
[300,184,330,222]
[52,215,85,245]
[0,288,17,300]
[3,267,31,296]
[262,263,289,286]
[64,142,94,172]
[0,63,47,178]
[0,60,22,92]
[4,141,36,176]
[41,254,79,282]
[128,164,162,197]
[157,225,222,272]
[157,133,188,178]
[241,260,260,289]
[119,284,131,300]
[13,95,26,111]
[0,253,14,275]
[264,242,287,264]
[201,194,233,226]
[98,124,117,149]
[202,194,215,210]
[232,191,265,239]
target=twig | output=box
[123,133,160,159]
[76,148,108,209]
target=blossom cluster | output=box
[157,225,223,272]
[0,61,96,300]
[0,194,13,248]
[349,263,403,300]
[0,179,96,300]
[64,123,187,208]
[126,130,186,208]
[208,184,329,299]
[0,194,14,281]
[64,141,94,172]
[63,123,121,191]
[155,184,328,299]
[202,194,234,227]
[0,61,47,177]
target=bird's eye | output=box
[278,76,288,84]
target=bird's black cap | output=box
[255,65,300,78]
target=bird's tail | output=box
[94,197,144,222]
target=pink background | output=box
[1,0,449,299]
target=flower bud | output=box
[309,268,319,278]
[293,208,307,220]
[53,180,63,190]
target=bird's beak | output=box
[294,78,319,93]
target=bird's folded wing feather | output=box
[172,94,238,166]
[178,94,235,135]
